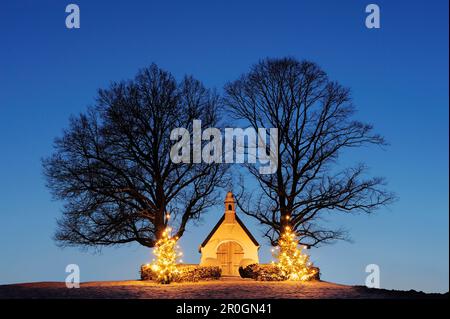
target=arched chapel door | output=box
[216,241,244,276]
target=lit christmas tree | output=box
[150,227,183,284]
[273,226,317,281]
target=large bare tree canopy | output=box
[224,57,395,247]
[43,64,227,248]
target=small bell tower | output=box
[224,191,236,223]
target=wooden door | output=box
[216,241,244,276]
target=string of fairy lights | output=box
[271,226,317,281]
[148,226,183,284]
[147,213,316,283]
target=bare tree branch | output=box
[43,64,228,249]
[225,57,395,247]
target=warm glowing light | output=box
[272,227,317,281]
[150,226,182,284]
[151,264,159,271]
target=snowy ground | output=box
[0,277,445,299]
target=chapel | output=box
[199,192,260,276]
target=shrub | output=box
[175,265,222,282]
[239,263,320,281]
[140,264,221,283]
[141,264,155,281]
[238,264,287,281]
[238,263,260,279]
[308,267,321,281]
[255,264,288,281]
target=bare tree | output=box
[43,64,227,248]
[224,57,395,247]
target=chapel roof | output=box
[199,214,260,252]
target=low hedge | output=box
[141,264,221,282]
[239,263,320,281]
[238,263,260,279]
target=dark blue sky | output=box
[0,0,448,293]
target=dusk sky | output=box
[0,0,448,293]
